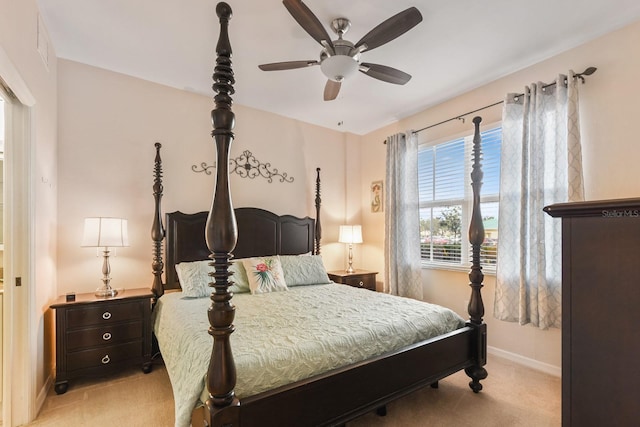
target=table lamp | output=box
[82,217,129,298]
[338,225,362,274]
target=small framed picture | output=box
[371,180,383,213]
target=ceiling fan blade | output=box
[283,0,334,50]
[359,63,412,85]
[355,7,423,52]
[258,60,319,71]
[324,80,341,101]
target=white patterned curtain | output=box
[384,131,423,299]
[494,71,584,329]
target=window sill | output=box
[421,261,496,276]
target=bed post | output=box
[314,167,322,255]
[151,142,165,299]
[204,3,241,426]
[465,116,488,393]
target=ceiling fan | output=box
[258,0,423,101]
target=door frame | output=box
[1,46,36,426]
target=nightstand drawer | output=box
[327,270,378,291]
[67,320,143,351]
[342,275,376,290]
[66,300,144,328]
[67,341,142,371]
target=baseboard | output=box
[35,372,54,417]
[488,346,561,377]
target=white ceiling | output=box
[37,0,640,135]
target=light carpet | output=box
[27,355,560,427]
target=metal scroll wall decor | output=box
[192,149,294,183]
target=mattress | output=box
[153,283,466,427]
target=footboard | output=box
[191,325,483,427]
[239,327,477,426]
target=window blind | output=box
[418,126,501,268]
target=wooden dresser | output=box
[544,198,640,426]
[50,288,154,394]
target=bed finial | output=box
[211,2,235,125]
[465,116,488,393]
[151,142,165,299]
[205,2,241,423]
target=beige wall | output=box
[359,19,640,371]
[0,0,58,421]
[56,60,349,297]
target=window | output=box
[418,125,501,270]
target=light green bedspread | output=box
[153,283,466,427]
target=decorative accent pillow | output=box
[279,254,331,286]
[175,259,250,298]
[242,256,288,294]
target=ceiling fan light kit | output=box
[259,0,423,101]
[321,54,359,82]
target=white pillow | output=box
[279,254,331,286]
[175,259,250,298]
[228,259,251,293]
[242,256,288,294]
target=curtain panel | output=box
[494,71,584,329]
[384,131,423,300]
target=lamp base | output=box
[345,243,356,274]
[95,287,118,298]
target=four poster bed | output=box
[150,3,487,427]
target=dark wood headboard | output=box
[151,141,322,297]
[164,208,317,290]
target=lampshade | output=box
[320,55,359,82]
[81,217,129,248]
[338,225,363,244]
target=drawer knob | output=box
[102,332,112,341]
[101,355,111,365]
[358,281,364,287]
[102,311,112,320]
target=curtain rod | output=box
[414,66,597,134]
[383,66,596,143]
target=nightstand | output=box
[327,270,378,291]
[50,288,154,394]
